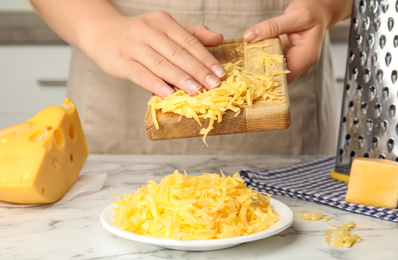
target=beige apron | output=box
[67,0,340,155]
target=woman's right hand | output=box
[84,11,226,97]
[30,0,225,97]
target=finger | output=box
[162,21,226,80]
[145,29,224,90]
[284,43,320,83]
[244,12,310,42]
[124,60,176,98]
[131,44,205,96]
[186,24,224,47]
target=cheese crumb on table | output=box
[294,210,361,248]
[324,221,361,248]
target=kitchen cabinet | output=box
[0,45,71,128]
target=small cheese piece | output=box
[0,98,89,204]
[345,158,398,209]
[325,221,361,248]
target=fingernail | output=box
[161,86,175,97]
[212,65,226,78]
[205,75,220,89]
[244,30,259,42]
[186,80,202,94]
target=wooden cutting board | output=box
[144,38,290,141]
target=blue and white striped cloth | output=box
[240,156,398,223]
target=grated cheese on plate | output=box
[149,52,289,147]
[111,170,280,240]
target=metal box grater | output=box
[334,0,398,177]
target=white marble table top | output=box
[1,154,397,260]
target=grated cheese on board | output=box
[149,51,289,147]
[111,170,280,240]
[250,51,285,67]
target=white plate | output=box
[100,198,294,251]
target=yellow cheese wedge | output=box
[0,98,89,204]
[345,158,398,209]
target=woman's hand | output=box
[244,0,353,83]
[89,12,226,97]
[30,0,225,97]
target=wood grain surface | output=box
[145,38,290,141]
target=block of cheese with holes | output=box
[345,158,398,209]
[0,98,89,204]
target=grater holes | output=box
[356,85,363,97]
[360,51,367,65]
[387,138,395,152]
[367,118,374,132]
[346,84,351,96]
[369,85,376,100]
[369,0,378,13]
[374,103,382,117]
[390,104,396,118]
[372,136,379,151]
[371,52,378,66]
[364,68,371,83]
[352,118,359,133]
[353,67,359,79]
[388,17,395,32]
[362,16,370,31]
[381,1,389,13]
[350,51,355,63]
[349,101,354,108]
[376,69,384,83]
[368,33,375,48]
[359,51,367,66]
[380,34,386,49]
[338,149,344,162]
[353,17,359,31]
[385,52,392,66]
[356,34,363,45]
[392,70,397,84]
[361,101,368,115]
[382,87,389,100]
[381,120,389,133]
[374,17,382,31]
[357,135,365,150]
[345,134,351,147]
[337,4,398,172]
[359,0,366,13]
[379,154,386,159]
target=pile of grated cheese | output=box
[149,56,289,146]
[294,210,361,248]
[112,170,280,240]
